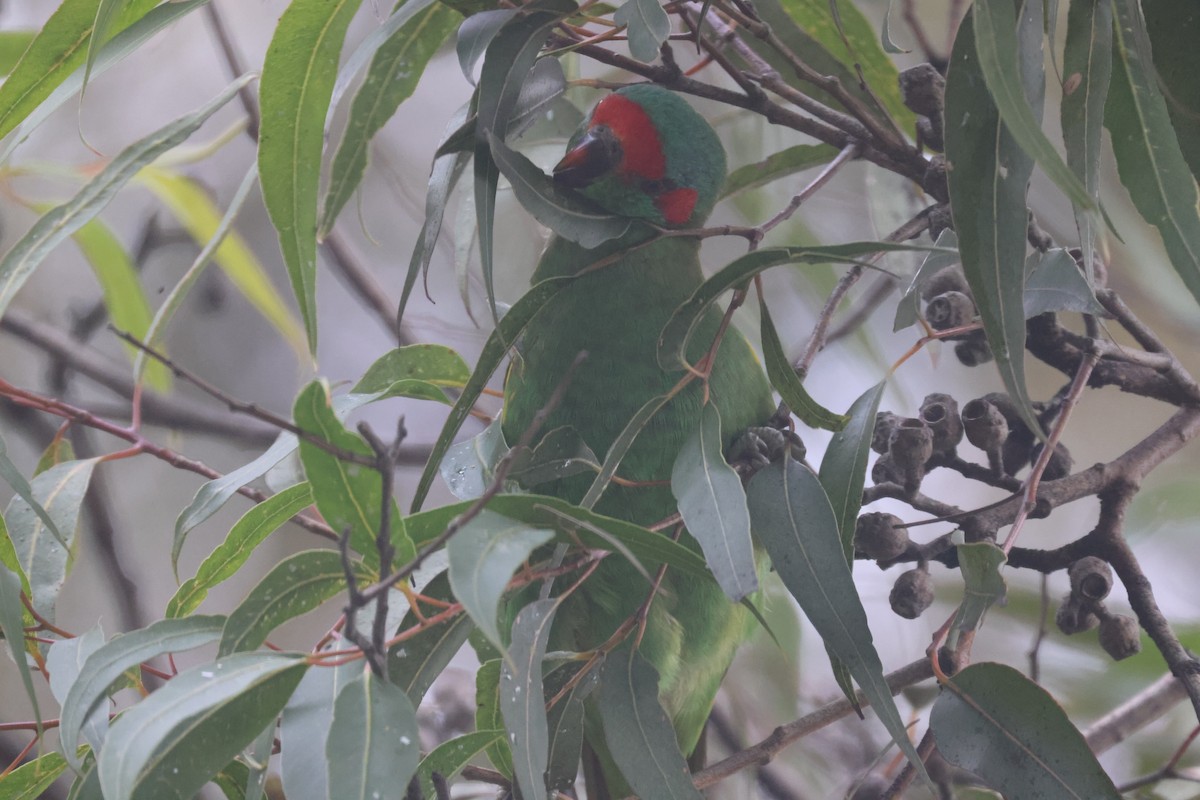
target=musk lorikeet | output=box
[499,84,777,793]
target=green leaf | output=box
[33,436,75,477]
[60,615,227,768]
[598,645,702,799]
[47,625,109,752]
[783,0,913,128]
[0,751,68,800]
[508,426,600,490]
[97,652,308,800]
[169,483,315,619]
[489,134,632,248]
[294,380,414,569]
[0,431,67,555]
[456,10,516,81]
[218,549,370,656]
[1105,0,1200,308]
[543,661,598,792]
[500,599,556,800]
[671,404,757,601]
[759,297,847,431]
[279,662,359,800]
[973,0,1094,209]
[951,540,1008,636]
[657,242,931,373]
[747,457,930,785]
[211,759,252,800]
[944,7,1043,439]
[321,0,458,235]
[242,720,274,800]
[930,663,1121,798]
[137,167,308,358]
[0,32,36,77]
[720,143,840,199]
[172,433,300,576]
[1,1,209,162]
[436,57,568,157]
[416,730,504,799]
[4,457,99,620]
[1023,248,1105,317]
[476,659,514,777]
[350,343,472,404]
[614,0,669,62]
[580,391,675,510]
[818,381,885,561]
[893,229,960,332]
[83,0,139,97]
[411,275,576,511]
[0,561,40,733]
[446,510,553,651]
[406,494,710,577]
[473,0,576,319]
[327,667,421,800]
[440,419,509,501]
[258,0,365,352]
[1061,0,1112,285]
[0,75,253,322]
[0,0,157,142]
[1141,0,1200,183]
[389,571,475,704]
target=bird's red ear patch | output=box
[590,94,666,180]
[655,187,698,225]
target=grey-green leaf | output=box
[219,549,368,656]
[1023,248,1104,317]
[931,662,1121,798]
[671,404,757,601]
[446,510,553,651]
[951,540,1007,636]
[721,143,840,199]
[389,571,475,704]
[97,653,308,800]
[945,7,1043,438]
[59,615,227,768]
[747,458,930,785]
[0,561,40,732]
[598,645,702,799]
[818,381,885,561]
[47,624,108,752]
[893,229,960,332]
[279,661,359,800]
[759,297,847,431]
[0,75,252,322]
[1105,0,1200,308]
[614,0,670,62]
[500,599,557,800]
[416,730,505,799]
[327,667,421,800]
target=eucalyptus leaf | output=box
[1023,249,1104,317]
[327,667,421,800]
[614,0,670,62]
[500,599,557,800]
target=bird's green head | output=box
[553,84,727,228]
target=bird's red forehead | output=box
[590,94,666,181]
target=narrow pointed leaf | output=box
[446,510,553,650]
[47,625,109,752]
[973,0,1093,208]
[893,229,960,332]
[0,431,66,554]
[5,457,99,620]
[218,549,370,656]
[411,275,577,511]
[931,663,1121,798]
[476,659,515,776]
[544,662,599,792]
[671,404,757,601]
[759,297,847,431]
[598,645,703,799]
[457,10,516,81]
[1023,248,1104,317]
[501,599,557,800]
[327,668,421,800]
[614,0,670,62]
[389,571,475,704]
[83,0,136,96]
[581,391,674,510]
[944,8,1043,438]
[0,76,252,321]
[137,167,307,357]
[1,1,209,162]
[951,540,1007,635]
[417,731,505,799]
[1141,0,1200,182]
[721,143,840,199]
[0,751,67,799]
[0,0,157,142]
[279,662,359,800]
[0,561,39,731]
[0,32,37,77]
[259,0,365,351]
[60,615,226,768]
[818,381,885,560]
[747,458,930,784]
[1105,0,1200,308]
[294,380,414,569]
[321,0,458,235]
[1061,0,1111,285]
[474,0,576,319]
[169,482,315,619]
[173,432,300,575]
[98,652,308,800]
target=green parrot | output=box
[499,84,777,793]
